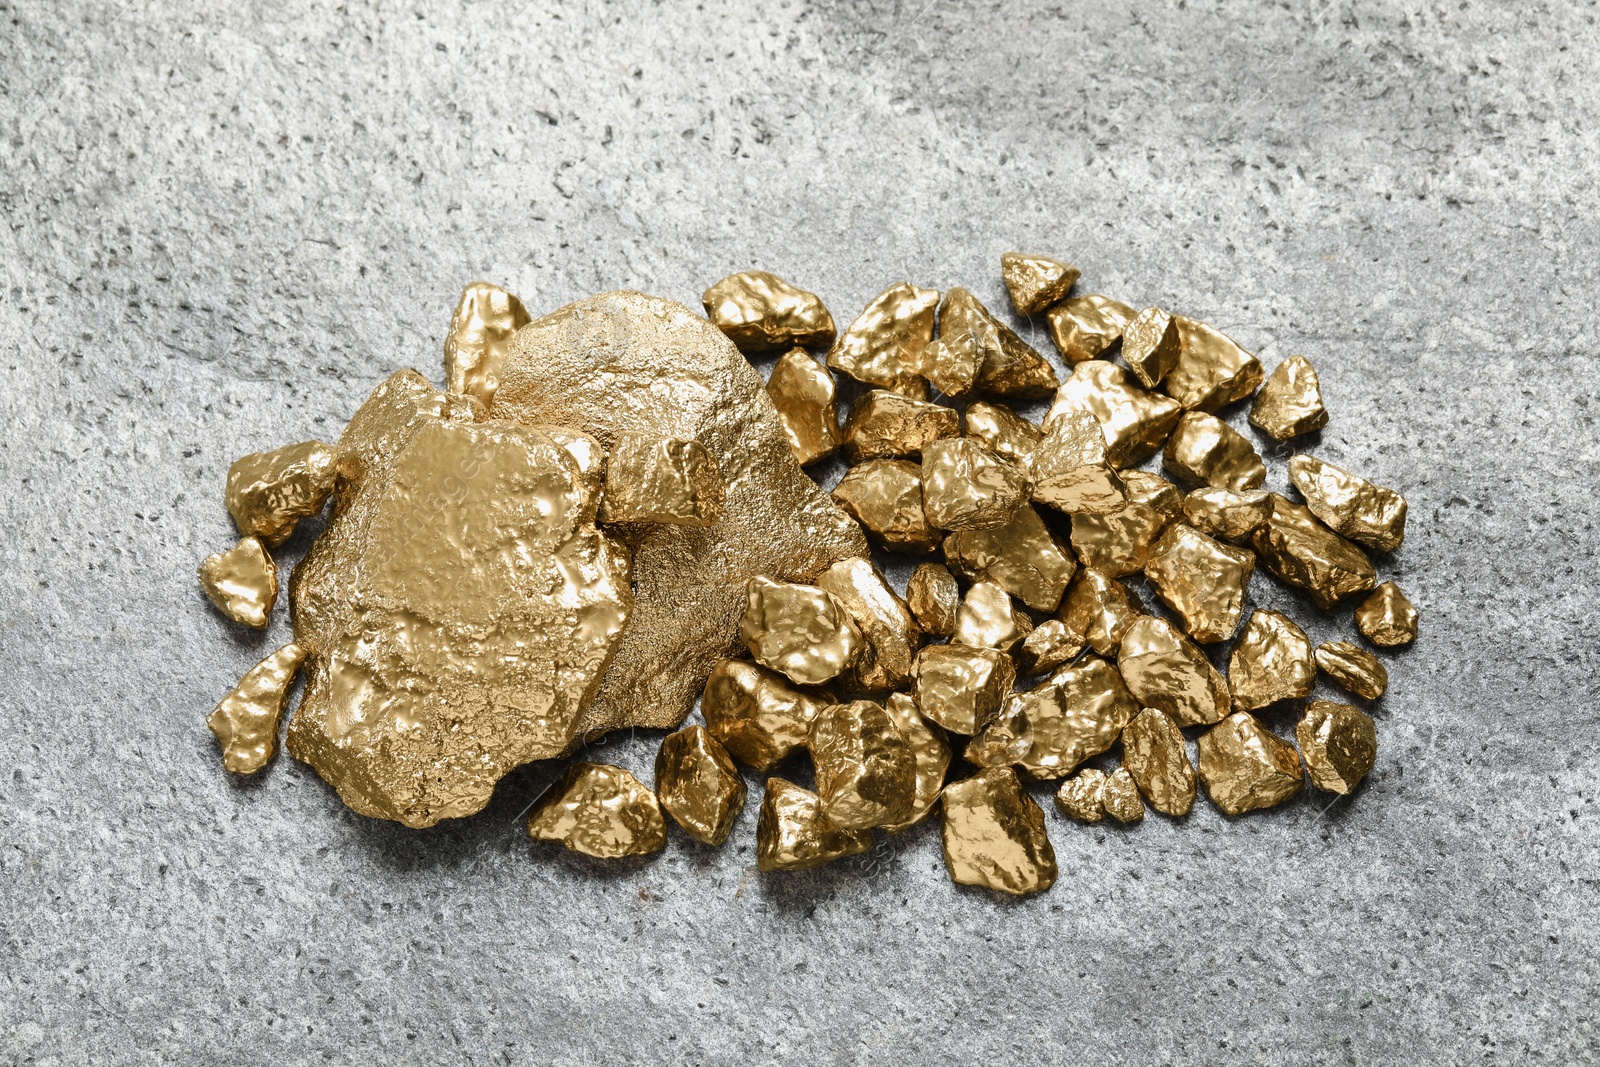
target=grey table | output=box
[3,2,1595,1063]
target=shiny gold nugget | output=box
[1059,567,1142,657]
[701,270,836,353]
[1315,641,1388,701]
[1122,307,1183,389]
[198,536,278,630]
[828,282,940,397]
[1047,294,1134,363]
[1101,767,1146,824]
[811,699,917,830]
[964,400,1043,463]
[881,693,952,832]
[225,440,337,546]
[940,767,1058,896]
[952,581,1026,652]
[911,642,1016,735]
[841,390,960,463]
[1018,618,1085,676]
[756,777,873,871]
[599,432,725,527]
[1121,709,1195,816]
[525,762,667,859]
[739,576,861,686]
[1288,455,1408,553]
[1143,524,1255,643]
[1296,700,1377,795]
[1228,609,1315,711]
[1355,581,1418,647]
[816,557,922,693]
[1250,354,1328,440]
[1117,615,1230,728]
[1250,494,1376,610]
[906,562,961,637]
[1197,712,1304,816]
[442,280,531,407]
[1044,359,1182,468]
[1183,486,1272,542]
[939,288,1060,399]
[1054,769,1108,823]
[968,656,1138,778]
[1001,252,1080,316]
[1163,411,1266,491]
[1164,316,1264,412]
[701,658,829,771]
[767,348,841,466]
[943,504,1078,613]
[1070,470,1184,577]
[831,459,940,553]
[1029,408,1127,516]
[921,438,1030,531]
[655,725,747,846]
[207,643,307,775]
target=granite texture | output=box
[2,1,1597,1063]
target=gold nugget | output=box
[1196,712,1304,816]
[701,270,836,353]
[841,389,961,463]
[1288,455,1408,553]
[827,282,940,396]
[943,504,1078,613]
[1121,709,1195,816]
[1183,486,1272,542]
[655,725,747,846]
[198,536,278,629]
[1315,641,1388,701]
[1001,252,1080,316]
[225,440,337,546]
[940,767,1058,896]
[811,699,918,830]
[1163,411,1266,491]
[816,557,922,693]
[1250,354,1328,440]
[1228,609,1315,711]
[1044,360,1183,468]
[1354,581,1418,647]
[906,562,961,637]
[1018,619,1085,676]
[1101,767,1146,824]
[539,427,607,522]
[964,400,1043,463]
[767,348,841,465]
[1029,408,1127,516]
[1296,700,1377,795]
[1143,523,1255,643]
[1117,615,1230,727]
[442,281,531,407]
[701,658,829,771]
[831,459,940,553]
[881,693,952,832]
[739,576,862,686]
[1250,494,1376,610]
[599,432,725,526]
[952,581,1026,652]
[911,643,1016,735]
[939,288,1060,399]
[1122,307,1183,389]
[968,657,1138,778]
[207,643,307,775]
[1054,769,1108,823]
[1069,470,1184,577]
[527,762,667,859]
[756,777,873,871]
[1164,316,1264,412]
[1046,294,1134,363]
[1059,568,1142,657]
[921,438,1031,531]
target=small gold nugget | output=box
[841,389,961,463]
[225,440,337,545]
[1250,354,1328,440]
[1018,619,1085,676]
[1029,408,1127,516]
[1070,470,1184,577]
[1044,360,1182,468]
[1355,581,1418,647]
[906,562,961,637]
[701,658,829,771]
[1143,524,1255,643]
[1250,494,1376,610]
[831,459,940,553]
[1163,411,1266,492]
[526,762,666,859]
[1059,567,1142,657]
[442,280,531,407]
[207,643,307,775]
[1100,767,1146,824]
[1001,251,1080,316]
[1047,294,1134,363]
[1054,769,1108,823]
[1315,641,1388,701]
[943,504,1078,613]
[1121,709,1195,817]
[940,767,1058,896]
[828,282,940,397]
[767,348,842,465]
[1197,712,1304,816]
[1288,455,1408,553]
[952,581,1026,652]
[911,643,1016,735]
[1117,615,1230,728]
[964,400,1043,463]
[921,438,1031,531]
[939,288,1060,399]
[1228,609,1315,711]
[739,577,861,686]
[756,777,873,872]
[881,693,952,832]
[599,432,725,527]
[968,657,1139,778]
[815,557,922,693]
[655,725,747,846]
[1164,316,1265,412]
[1183,487,1272,542]
[1296,700,1378,795]
[197,536,278,629]
[1122,307,1183,389]
[811,699,918,830]
[701,270,836,353]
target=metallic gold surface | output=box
[952,580,1025,652]
[827,282,940,396]
[1249,354,1328,440]
[831,459,940,553]
[1288,455,1408,553]
[943,504,1077,613]
[1163,316,1265,412]
[1315,641,1389,701]
[526,762,667,859]
[1121,708,1195,816]
[1354,581,1418,647]
[968,656,1138,778]
[1001,252,1080,316]
[906,562,961,637]
[207,643,307,775]
[1250,494,1376,610]
[700,658,829,771]
[815,557,922,693]
[1296,700,1378,795]
[1059,567,1142,657]
[654,725,747,846]
[767,348,841,466]
[539,427,607,522]
[911,642,1016,735]
[1100,767,1146,824]
[921,438,1030,531]
[1116,615,1230,728]
[493,292,869,739]
[841,389,961,463]
[226,440,337,546]
[964,400,1043,463]
[922,336,981,401]
[701,270,836,353]
[442,281,532,407]
[1018,619,1085,676]
[756,776,873,872]
[1163,411,1266,491]
[810,699,917,830]
[198,536,278,629]
[1069,469,1184,577]
[881,692,952,832]
[287,371,632,828]
[1044,359,1183,468]
[939,287,1060,399]
[1228,609,1315,711]
[1121,307,1183,389]
[1196,711,1304,816]
[939,767,1058,896]
[1183,486,1272,542]
[1054,769,1108,823]
[1046,294,1135,363]
[739,576,862,686]
[599,432,725,526]
[1143,523,1255,643]
[1029,408,1127,516]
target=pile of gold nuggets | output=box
[200,254,1417,896]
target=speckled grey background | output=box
[3,1,1597,1063]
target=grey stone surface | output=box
[2,0,1597,1063]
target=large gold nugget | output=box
[1228,609,1315,711]
[526,762,666,859]
[811,699,917,830]
[943,504,1077,613]
[911,643,1016,735]
[841,390,961,463]
[756,777,873,872]
[655,725,747,846]
[226,440,337,546]
[1250,494,1376,610]
[1355,581,1418,647]
[816,557,922,693]
[1250,354,1328,441]
[964,400,1043,463]
[442,281,531,407]
[288,373,632,828]
[1163,412,1266,492]
[1121,709,1195,816]
[600,432,725,527]
[1197,712,1304,816]
[198,536,278,629]
[952,581,1026,652]
[831,459,940,553]
[827,282,940,396]
[1315,641,1388,701]
[1029,408,1127,516]
[1183,487,1272,542]
[767,349,841,466]
[1121,307,1183,389]
[1288,455,1408,553]
[739,577,862,687]
[906,563,961,637]
[701,658,828,771]
[1018,619,1085,676]
[1001,252,1079,316]
[1069,470,1184,577]
[940,767,1058,896]
[1100,767,1146,824]
[1047,294,1134,363]
[881,693,952,832]
[1144,524,1255,643]
[207,643,307,775]
[939,288,1060,399]
[493,292,869,737]
[701,270,836,353]
[1044,360,1182,468]
[1059,568,1142,657]
[975,656,1138,778]
[1117,615,1230,728]
[1164,316,1265,412]
[1296,700,1377,795]
[1054,769,1107,823]
[921,438,1030,531]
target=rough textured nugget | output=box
[1228,609,1315,711]
[939,287,1060,399]
[1288,454,1408,553]
[1044,360,1182,468]
[207,643,307,775]
[767,348,842,465]
[831,459,940,553]
[198,536,278,629]
[756,777,873,871]
[1197,712,1304,816]
[940,767,1058,896]
[655,725,747,846]
[911,643,1016,735]
[1354,582,1418,647]
[827,282,940,396]
[952,580,1026,652]
[1164,316,1264,412]
[1249,494,1376,610]
[1314,641,1388,700]
[1250,354,1328,440]
[1046,294,1134,363]
[1120,709,1195,816]
[701,270,836,353]
[442,281,531,406]
[881,693,952,832]
[1054,769,1108,823]
[1143,523,1254,643]
[526,762,667,859]
[739,576,862,686]
[964,400,1043,463]
[1058,567,1142,657]
[943,504,1077,613]
[1296,700,1378,795]
[841,389,961,462]
[700,658,829,771]
[1069,470,1184,577]
[1163,411,1266,492]
[1117,615,1230,727]
[599,432,725,527]
[1029,407,1127,516]
[815,557,922,693]
[1001,251,1080,316]
[1100,767,1146,824]
[906,562,961,637]
[1122,307,1183,389]
[1182,486,1272,542]
[921,437,1031,531]
[226,440,337,546]
[811,699,917,830]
